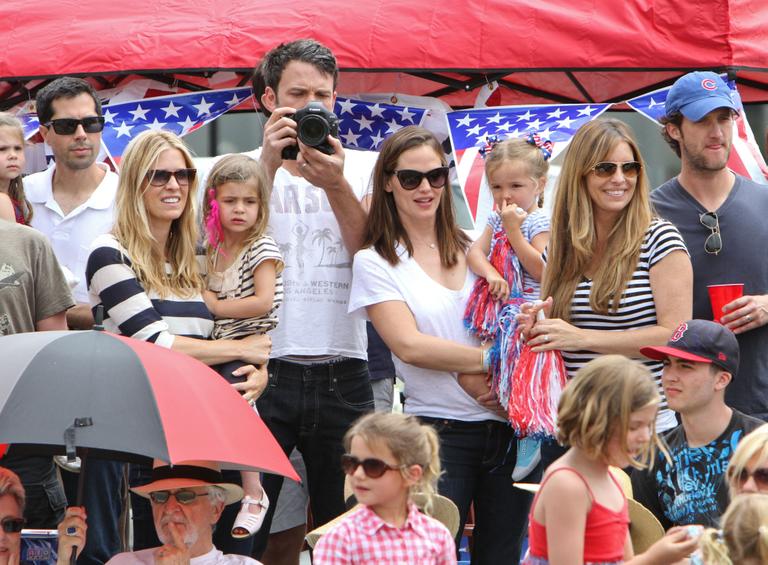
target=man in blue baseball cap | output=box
[651,71,768,423]
[631,320,763,530]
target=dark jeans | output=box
[3,453,66,529]
[61,459,125,565]
[130,465,252,555]
[419,417,540,565]
[251,358,374,558]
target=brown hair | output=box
[344,412,442,512]
[364,126,470,267]
[541,119,653,320]
[202,154,271,263]
[659,112,684,158]
[556,355,662,469]
[0,113,32,223]
[484,138,549,207]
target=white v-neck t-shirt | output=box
[349,245,503,422]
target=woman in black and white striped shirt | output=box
[524,119,692,435]
[85,130,271,551]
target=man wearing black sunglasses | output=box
[25,77,122,565]
[633,320,763,530]
[246,40,375,562]
[26,77,118,331]
[653,71,768,423]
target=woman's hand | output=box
[239,334,271,365]
[233,364,268,402]
[528,317,587,352]
[56,507,88,565]
[457,373,491,399]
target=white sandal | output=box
[231,491,270,538]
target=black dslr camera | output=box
[281,102,340,160]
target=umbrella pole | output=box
[71,450,88,565]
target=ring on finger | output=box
[746,314,752,322]
[66,526,77,536]
[544,335,550,343]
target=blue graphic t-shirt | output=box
[631,409,763,529]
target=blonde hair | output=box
[726,423,768,498]
[541,119,653,321]
[0,467,25,513]
[202,154,271,263]
[344,412,442,512]
[557,355,662,469]
[699,494,768,565]
[365,126,470,268]
[113,130,202,297]
[484,138,549,207]
[0,113,32,223]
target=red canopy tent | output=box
[1,0,767,110]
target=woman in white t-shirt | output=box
[348,126,533,563]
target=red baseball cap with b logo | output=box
[640,319,739,375]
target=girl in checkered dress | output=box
[313,412,456,564]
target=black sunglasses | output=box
[44,117,105,135]
[735,467,768,489]
[392,167,450,190]
[149,490,209,505]
[0,517,24,533]
[340,454,402,479]
[699,212,722,255]
[591,161,642,178]
[146,168,197,187]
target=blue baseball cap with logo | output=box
[640,319,740,376]
[665,71,739,122]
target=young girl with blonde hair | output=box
[0,113,31,224]
[524,355,699,564]
[696,494,768,565]
[313,411,456,564]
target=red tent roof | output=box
[2,0,767,108]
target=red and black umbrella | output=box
[0,329,296,479]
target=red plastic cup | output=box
[708,284,744,323]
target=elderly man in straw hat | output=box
[66,460,263,565]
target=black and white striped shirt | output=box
[208,235,284,340]
[86,234,213,347]
[562,219,688,429]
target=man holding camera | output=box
[248,39,375,559]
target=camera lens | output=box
[298,115,329,146]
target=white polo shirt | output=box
[26,163,118,303]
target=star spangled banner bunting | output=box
[100,87,253,162]
[627,79,768,184]
[446,103,610,227]
[20,115,39,140]
[334,97,427,151]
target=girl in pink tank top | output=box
[523,355,700,565]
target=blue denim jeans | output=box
[251,358,374,558]
[419,417,541,565]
